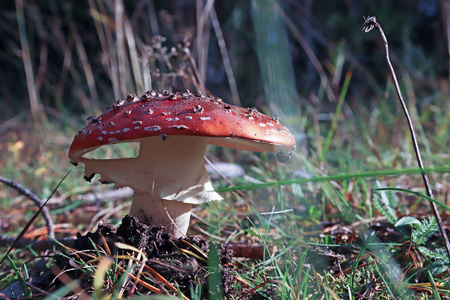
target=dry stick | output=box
[0,176,54,239]
[362,16,450,262]
[0,235,74,251]
[210,5,241,106]
[0,171,70,265]
[15,0,47,125]
[277,3,336,103]
[196,0,215,85]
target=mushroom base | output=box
[130,194,192,239]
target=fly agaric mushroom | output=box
[69,90,295,238]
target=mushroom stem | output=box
[79,136,222,238]
[129,195,192,238]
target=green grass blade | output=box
[374,187,450,211]
[217,166,450,193]
[428,270,442,300]
[350,233,377,293]
[321,69,352,161]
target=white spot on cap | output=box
[185,116,193,120]
[101,130,107,135]
[123,128,130,132]
[145,125,161,131]
[259,123,267,127]
[134,126,140,130]
[108,138,118,143]
[98,137,103,141]
[200,117,211,121]
[193,105,204,113]
[166,117,179,121]
[169,125,189,130]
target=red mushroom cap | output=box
[69,91,296,161]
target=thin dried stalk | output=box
[15,0,47,124]
[210,5,241,105]
[196,0,214,84]
[277,2,335,103]
[362,16,450,262]
[114,0,127,97]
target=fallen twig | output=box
[0,175,54,238]
[0,235,75,251]
[0,170,70,265]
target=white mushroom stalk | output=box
[78,136,221,238]
[69,90,296,238]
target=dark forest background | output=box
[0,0,447,125]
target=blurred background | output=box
[0,0,447,127]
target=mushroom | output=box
[69,91,296,238]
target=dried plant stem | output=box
[362,16,450,262]
[277,2,336,103]
[210,5,241,106]
[15,0,47,124]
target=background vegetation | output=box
[0,0,449,298]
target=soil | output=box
[47,215,280,299]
